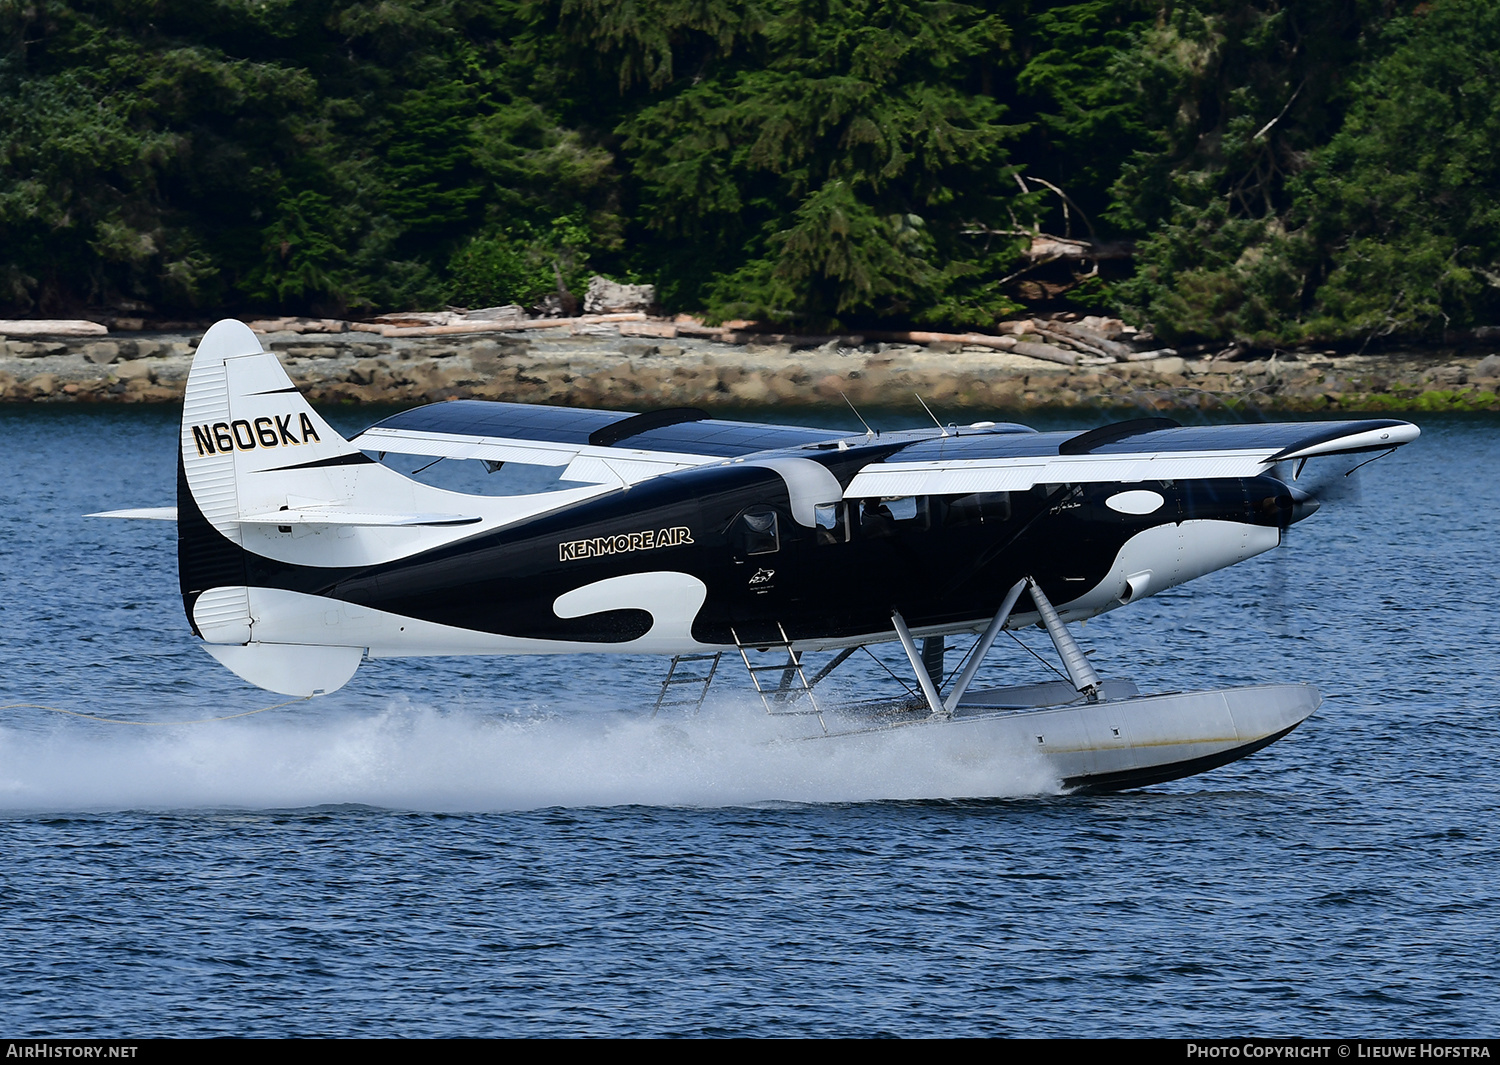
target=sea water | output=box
[0,404,1496,1037]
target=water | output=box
[1,405,1496,1037]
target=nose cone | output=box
[1288,485,1320,525]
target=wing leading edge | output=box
[845,418,1419,497]
[352,401,1417,496]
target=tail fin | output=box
[178,320,379,694]
[180,320,480,696]
[177,320,610,696]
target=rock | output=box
[1078,315,1127,339]
[583,276,656,314]
[814,374,847,400]
[26,373,57,395]
[7,341,67,358]
[1425,365,1467,386]
[127,340,164,359]
[114,361,155,382]
[730,375,771,403]
[83,342,121,365]
[1474,354,1500,377]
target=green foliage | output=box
[1117,200,1306,343]
[615,0,1028,328]
[0,0,618,315]
[1294,0,1500,338]
[1114,0,1500,342]
[447,211,598,307]
[1016,0,1156,234]
[448,232,554,308]
[1,0,1495,343]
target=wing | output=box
[351,400,854,485]
[843,418,1420,497]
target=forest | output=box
[1,0,1496,344]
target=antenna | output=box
[841,392,877,437]
[915,393,949,437]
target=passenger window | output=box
[857,497,927,538]
[945,492,1011,527]
[738,507,780,555]
[885,496,926,525]
[859,499,897,538]
[815,502,849,545]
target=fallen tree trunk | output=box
[1037,321,1137,361]
[374,313,648,337]
[862,329,1018,350]
[0,319,108,337]
[1009,340,1080,366]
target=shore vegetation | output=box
[2,0,1491,344]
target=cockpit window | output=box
[738,507,780,555]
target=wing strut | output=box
[1027,579,1102,700]
[942,579,1029,714]
[894,578,1035,718]
[892,610,945,716]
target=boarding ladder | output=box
[650,653,723,718]
[731,623,827,734]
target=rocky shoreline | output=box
[3,316,1499,413]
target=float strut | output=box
[891,610,946,717]
[942,579,1029,714]
[1026,577,1102,700]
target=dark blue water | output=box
[1,405,1496,1037]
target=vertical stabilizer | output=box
[178,320,261,642]
[174,319,617,696]
[177,320,377,695]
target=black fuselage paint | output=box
[205,456,1287,647]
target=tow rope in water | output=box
[0,695,314,726]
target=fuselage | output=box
[197,438,1295,652]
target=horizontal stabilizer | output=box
[238,508,481,527]
[353,425,707,485]
[87,507,179,521]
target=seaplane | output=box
[96,320,1418,792]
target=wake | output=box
[0,695,1061,813]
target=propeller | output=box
[1259,458,1366,635]
[1267,457,1365,529]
